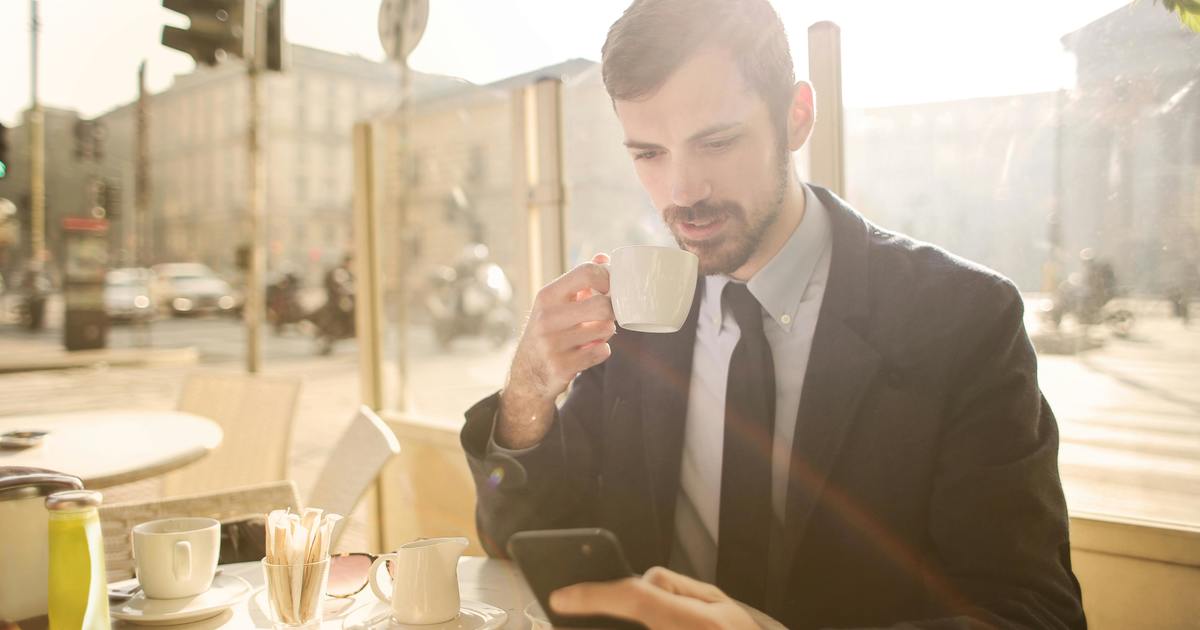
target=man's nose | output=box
[668,159,711,209]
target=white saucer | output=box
[247,587,358,622]
[525,601,553,630]
[342,599,507,630]
[111,574,252,626]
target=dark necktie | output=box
[716,282,776,609]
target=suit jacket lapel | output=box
[780,187,884,570]
[637,284,702,564]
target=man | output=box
[460,0,1086,627]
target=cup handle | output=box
[173,541,192,581]
[368,554,395,603]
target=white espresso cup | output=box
[608,245,699,333]
[132,517,220,600]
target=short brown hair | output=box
[601,0,796,131]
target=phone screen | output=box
[506,528,644,629]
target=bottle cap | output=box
[45,489,103,511]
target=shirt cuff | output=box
[486,407,542,456]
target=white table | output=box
[111,557,536,629]
[0,410,223,488]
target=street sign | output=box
[378,0,428,63]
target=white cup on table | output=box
[132,517,220,599]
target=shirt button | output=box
[781,314,792,325]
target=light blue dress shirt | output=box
[670,184,834,582]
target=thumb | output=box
[592,252,611,265]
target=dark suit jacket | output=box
[461,187,1086,629]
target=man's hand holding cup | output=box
[497,253,616,449]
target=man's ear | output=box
[786,81,816,151]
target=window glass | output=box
[826,2,1200,524]
[368,89,519,418]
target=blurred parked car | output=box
[104,267,155,323]
[151,263,241,317]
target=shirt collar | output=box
[702,184,833,332]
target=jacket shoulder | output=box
[862,224,1025,355]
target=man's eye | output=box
[633,150,660,161]
[704,138,736,151]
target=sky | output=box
[0,0,1135,127]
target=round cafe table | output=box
[0,410,222,488]
[110,557,537,629]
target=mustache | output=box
[662,200,745,225]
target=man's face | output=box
[614,48,789,275]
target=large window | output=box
[360,0,1198,527]
[361,85,520,419]
[831,2,1200,525]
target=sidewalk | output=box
[0,330,198,373]
[0,295,198,373]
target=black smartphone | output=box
[507,528,644,629]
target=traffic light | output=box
[0,122,9,179]
[161,0,252,66]
[263,0,287,72]
[162,0,285,71]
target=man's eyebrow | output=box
[622,139,663,150]
[622,122,744,150]
[686,121,742,142]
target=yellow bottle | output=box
[46,490,110,630]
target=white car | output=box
[105,267,155,322]
[151,263,240,316]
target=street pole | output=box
[395,16,411,410]
[29,0,45,264]
[136,61,150,268]
[244,0,267,373]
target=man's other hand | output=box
[549,566,760,630]
[497,253,616,449]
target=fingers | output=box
[554,319,618,352]
[538,260,610,306]
[551,342,612,383]
[642,567,727,603]
[537,294,616,333]
[550,578,672,628]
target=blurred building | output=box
[95,45,458,284]
[845,1,1198,294]
[845,93,1059,290]
[0,107,102,284]
[1058,0,1200,295]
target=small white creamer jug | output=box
[369,537,469,624]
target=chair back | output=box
[99,480,301,582]
[163,373,300,497]
[378,413,483,556]
[307,405,400,544]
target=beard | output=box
[662,148,790,276]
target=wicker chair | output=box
[99,480,301,583]
[163,373,301,497]
[306,405,401,545]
